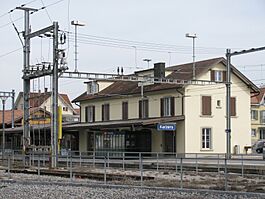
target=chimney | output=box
[154,62,165,78]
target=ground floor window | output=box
[260,129,265,139]
[251,129,256,137]
[202,128,212,149]
[90,130,152,154]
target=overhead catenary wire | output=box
[40,0,53,23]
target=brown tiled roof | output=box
[73,81,182,102]
[73,57,259,102]
[251,87,265,104]
[0,110,23,125]
[0,107,51,125]
[166,57,224,80]
[16,92,73,109]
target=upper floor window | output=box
[85,106,95,123]
[260,111,265,124]
[260,129,265,139]
[202,128,212,149]
[201,96,211,116]
[139,99,149,119]
[63,107,68,111]
[251,110,258,120]
[211,70,226,82]
[161,97,175,117]
[122,101,128,120]
[102,104,110,121]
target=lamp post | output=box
[185,33,197,80]
[71,20,85,72]
[1,97,7,159]
[143,59,151,68]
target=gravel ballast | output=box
[0,171,264,199]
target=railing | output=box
[0,150,265,192]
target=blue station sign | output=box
[157,123,176,131]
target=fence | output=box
[0,150,265,192]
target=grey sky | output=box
[0,0,265,108]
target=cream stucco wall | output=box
[80,89,183,122]
[42,96,74,115]
[184,63,251,154]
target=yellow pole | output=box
[58,105,62,154]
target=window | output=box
[139,99,149,119]
[260,111,265,123]
[230,97,236,116]
[217,100,221,107]
[87,81,99,94]
[85,106,95,122]
[251,129,256,137]
[102,104,110,121]
[260,129,265,139]
[201,96,211,116]
[211,70,226,82]
[122,101,128,120]
[202,128,212,149]
[251,110,258,120]
[161,97,175,117]
[63,107,68,111]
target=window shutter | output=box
[223,71,227,82]
[107,104,110,120]
[210,70,215,81]
[230,97,236,116]
[122,101,128,120]
[102,104,104,121]
[139,100,142,119]
[92,106,95,122]
[160,98,164,117]
[125,102,128,120]
[145,99,149,118]
[202,96,211,115]
[85,106,88,122]
[170,97,175,116]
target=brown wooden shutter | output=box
[145,99,149,118]
[202,96,211,115]
[102,104,104,121]
[122,101,128,120]
[85,106,88,122]
[170,97,175,116]
[210,70,215,81]
[92,106,95,122]
[106,104,110,120]
[230,97,236,116]
[223,71,227,82]
[139,100,142,118]
[160,98,164,117]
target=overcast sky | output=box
[0,0,265,108]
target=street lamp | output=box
[71,20,85,72]
[1,96,7,158]
[143,59,151,68]
[185,33,197,80]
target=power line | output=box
[40,0,53,23]
[0,48,21,58]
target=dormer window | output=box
[211,70,226,82]
[87,81,99,94]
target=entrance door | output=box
[163,131,176,153]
